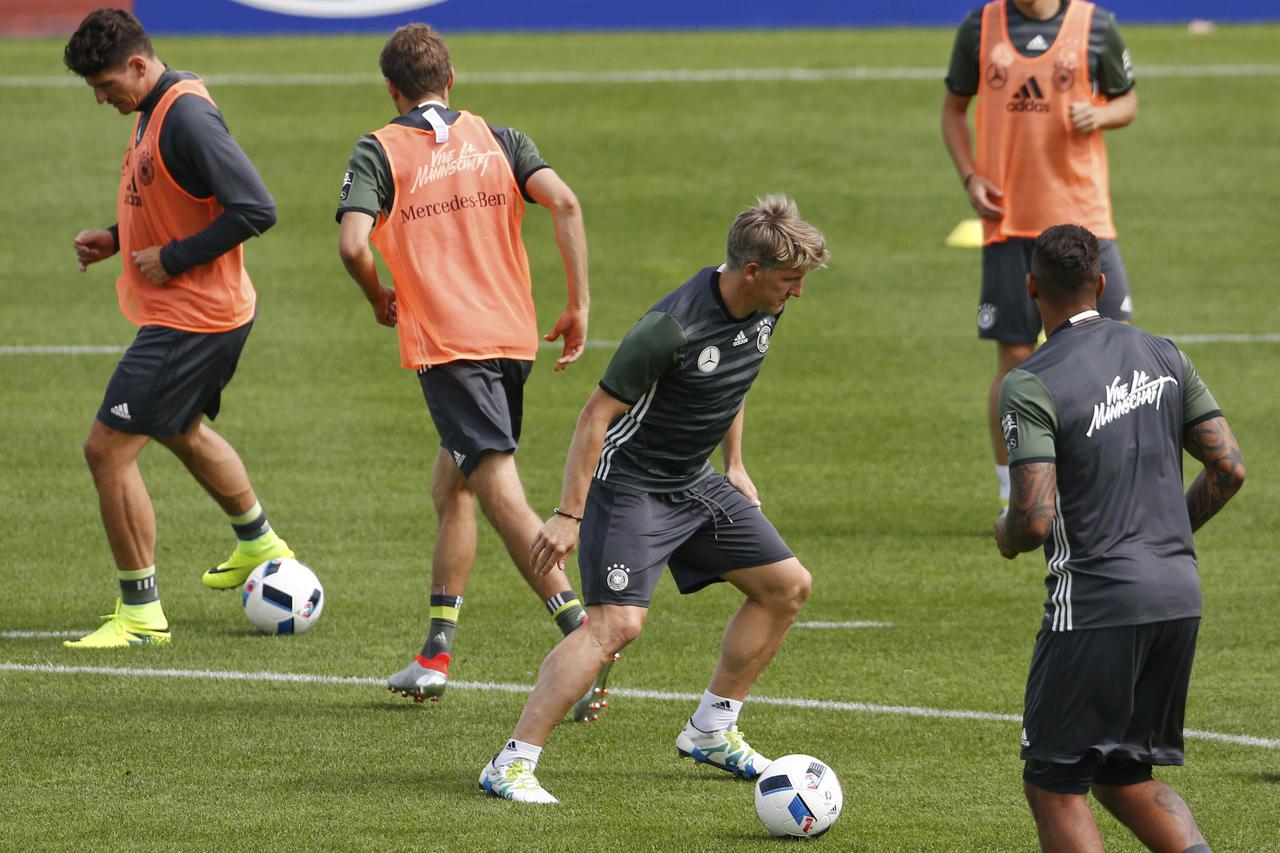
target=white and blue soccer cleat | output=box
[478,758,559,804]
[676,720,772,779]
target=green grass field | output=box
[2,24,1278,851]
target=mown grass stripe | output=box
[4,661,1275,749]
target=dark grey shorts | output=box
[577,474,794,607]
[978,238,1131,343]
[97,321,252,437]
[417,358,533,477]
[1021,617,1199,785]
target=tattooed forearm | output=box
[1184,417,1245,532]
[1006,462,1057,551]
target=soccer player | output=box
[941,0,1138,516]
[336,24,599,711]
[63,9,293,648]
[478,196,828,804]
[995,225,1243,851]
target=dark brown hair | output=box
[379,23,451,101]
[64,8,154,78]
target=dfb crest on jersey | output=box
[1001,411,1020,452]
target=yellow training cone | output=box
[945,218,983,248]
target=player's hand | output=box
[530,514,580,576]
[74,230,116,272]
[132,245,170,284]
[1069,101,1100,133]
[994,516,1018,560]
[367,284,397,327]
[725,464,761,507]
[965,174,1004,219]
[544,306,587,371]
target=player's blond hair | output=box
[726,195,830,272]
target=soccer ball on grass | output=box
[754,754,843,838]
[242,558,324,635]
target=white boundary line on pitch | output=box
[794,620,893,629]
[0,631,82,639]
[3,64,1279,89]
[3,661,1276,750]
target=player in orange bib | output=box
[63,10,293,648]
[337,24,606,718]
[941,0,1138,517]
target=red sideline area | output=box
[0,0,127,37]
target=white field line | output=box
[1170,333,1280,345]
[3,64,1279,89]
[2,661,1276,750]
[794,620,894,629]
[0,631,82,639]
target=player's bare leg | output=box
[674,558,810,779]
[708,558,811,698]
[1023,784,1106,853]
[1092,780,1208,852]
[389,449,478,701]
[163,417,293,590]
[157,416,256,515]
[468,450,609,720]
[84,419,155,571]
[68,420,170,648]
[481,605,642,802]
[512,605,643,742]
[990,341,1034,516]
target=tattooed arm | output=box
[994,462,1057,559]
[1183,415,1245,531]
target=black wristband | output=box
[553,507,582,522]
[962,172,977,188]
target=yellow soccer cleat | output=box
[63,599,170,649]
[202,533,294,590]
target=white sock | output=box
[690,690,742,733]
[996,464,1011,501]
[494,737,542,770]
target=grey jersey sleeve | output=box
[599,312,687,404]
[999,368,1059,465]
[157,94,277,276]
[1180,350,1221,426]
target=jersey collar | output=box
[1048,308,1102,338]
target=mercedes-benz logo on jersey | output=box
[606,563,631,591]
[756,320,773,354]
[697,346,720,373]
[340,170,353,201]
[1001,411,1020,452]
[985,63,1009,90]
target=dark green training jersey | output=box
[596,265,779,493]
[945,0,1134,98]
[1000,312,1221,631]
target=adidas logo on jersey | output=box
[1007,76,1050,112]
[732,330,749,347]
[110,402,132,421]
[1025,34,1050,52]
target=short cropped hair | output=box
[64,8,154,78]
[1031,224,1101,299]
[380,23,451,101]
[726,195,830,273]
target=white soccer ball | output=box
[242,558,324,635]
[754,754,843,838]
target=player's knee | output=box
[591,607,646,652]
[431,477,474,517]
[773,562,811,616]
